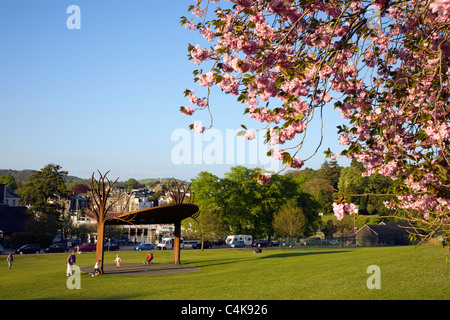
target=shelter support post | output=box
[95,220,105,274]
[173,220,181,265]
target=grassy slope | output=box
[0,246,448,300]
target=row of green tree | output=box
[6,164,76,247]
[1,160,395,246]
[184,161,395,242]
[286,159,395,216]
[2,164,133,248]
[185,167,321,242]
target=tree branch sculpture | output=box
[84,171,132,274]
[166,179,195,205]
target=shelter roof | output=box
[86,203,198,225]
[356,221,425,236]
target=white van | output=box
[157,237,184,250]
[184,239,199,246]
[226,235,252,246]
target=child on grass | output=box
[114,255,121,269]
[93,259,101,276]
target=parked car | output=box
[230,241,245,248]
[134,243,155,251]
[104,241,120,251]
[78,243,96,252]
[213,239,226,246]
[16,244,41,254]
[252,239,270,247]
[44,243,68,253]
[117,237,134,246]
[192,241,212,249]
[270,241,279,247]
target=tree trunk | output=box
[173,220,181,265]
[96,221,105,274]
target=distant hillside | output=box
[0,169,187,186]
[0,169,37,181]
[0,169,88,184]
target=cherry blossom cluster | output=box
[180,0,450,230]
[332,202,357,221]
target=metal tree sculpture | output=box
[166,179,195,205]
[166,179,195,264]
[84,171,132,274]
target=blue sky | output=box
[0,0,350,181]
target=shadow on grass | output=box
[42,291,148,300]
[259,250,351,260]
[80,263,200,277]
[187,249,350,268]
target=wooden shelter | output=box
[355,221,423,246]
[87,203,199,265]
[84,172,197,273]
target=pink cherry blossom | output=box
[188,93,199,104]
[429,0,450,17]
[257,173,272,185]
[199,72,215,87]
[193,123,205,134]
[333,202,356,221]
[200,27,215,42]
[332,203,345,221]
[190,45,212,65]
[288,157,304,170]
[271,148,284,160]
[243,130,256,140]
[181,106,195,116]
[217,73,239,95]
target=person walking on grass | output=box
[6,253,13,269]
[66,251,76,276]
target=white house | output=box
[0,184,20,207]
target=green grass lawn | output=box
[0,246,448,300]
